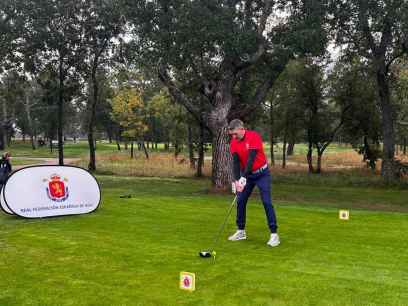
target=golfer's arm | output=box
[243,149,257,177]
[232,153,241,181]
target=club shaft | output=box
[209,195,237,251]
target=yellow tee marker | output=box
[180,272,195,291]
[339,210,350,220]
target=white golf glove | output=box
[238,177,247,188]
[231,182,236,194]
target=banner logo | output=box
[44,174,69,202]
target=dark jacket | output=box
[0,158,12,184]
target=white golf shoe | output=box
[267,233,280,247]
[228,230,247,241]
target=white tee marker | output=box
[339,210,350,220]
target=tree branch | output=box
[321,104,352,152]
[230,77,274,120]
[378,19,392,56]
[386,50,404,73]
[357,0,377,54]
[234,0,274,72]
[158,62,204,124]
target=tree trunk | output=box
[125,141,128,150]
[211,125,232,189]
[24,93,36,150]
[307,142,314,173]
[2,97,8,150]
[316,149,323,174]
[188,125,195,168]
[197,122,205,177]
[88,132,96,171]
[0,128,4,150]
[174,139,180,158]
[88,64,99,172]
[282,133,287,169]
[7,133,11,147]
[58,58,65,166]
[31,135,36,150]
[376,68,396,181]
[269,102,275,166]
[287,142,295,156]
[142,141,149,159]
[130,141,134,159]
[404,137,406,155]
[116,137,121,151]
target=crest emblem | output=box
[44,174,69,202]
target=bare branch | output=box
[321,104,353,152]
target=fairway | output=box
[1,176,407,306]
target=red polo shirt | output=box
[230,130,268,172]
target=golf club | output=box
[199,194,238,258]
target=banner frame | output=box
[2,165,101,218]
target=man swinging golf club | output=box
[228,119,280,247]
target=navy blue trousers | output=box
[236,169,278,233]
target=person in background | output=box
[0,152,12,190]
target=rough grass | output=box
[1,176,408,306]
[75,152,212,178]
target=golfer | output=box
[228,119,280,247]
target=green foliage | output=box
[148,89,188,145]
[272,58,339,148]
[111,87,148,139]
[328,57,381,146]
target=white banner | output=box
[0,186,13,215]
[3,165,101,218]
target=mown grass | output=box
[1,176,408,306]
[3,141,120,159]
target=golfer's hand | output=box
[238,177,247,187]
[234,181,244,193]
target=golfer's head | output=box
[228,119,245,140]
[2,152,10,159]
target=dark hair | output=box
[228,119,244,130]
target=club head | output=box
[119,194,132,198]
[199,251,212,258]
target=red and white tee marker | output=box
[180,272,195,291]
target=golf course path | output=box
[12,157,81,170]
